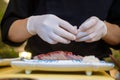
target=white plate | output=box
[11,60,114,75]
[0,58,20,66]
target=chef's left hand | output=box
[76,16,107,42]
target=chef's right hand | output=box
[26,14,77,44]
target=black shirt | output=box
[1,0,120,59]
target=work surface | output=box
[0,66,115,80]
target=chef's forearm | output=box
[8,18,32,42]
[102,22,120,45]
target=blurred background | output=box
[0,0,24,58]
[0,0,120,69]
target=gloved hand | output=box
[26,14,77,44]
[76,16,107,42]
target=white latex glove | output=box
[27,14,77,44]
[76,16,107,42]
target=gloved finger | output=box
[54,26,76,40]
[74,25,77,28]
[95,20,107,37]
[76,26,95,42]
[85,33,98,42]
[38,33,58,44]
[76,33,96,42]
[76,32,88,40]
[57,18,77,35]
[45,37,58,44]
[80,25,96,35]
[79,17,97,32]
[49,32,71,44]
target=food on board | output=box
[33,51,100,63]
[33,51,83,60]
